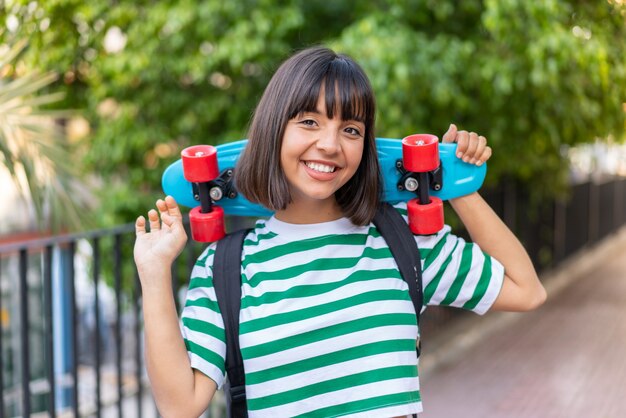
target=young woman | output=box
[134,46,546,418]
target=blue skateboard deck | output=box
[162,138,486,218]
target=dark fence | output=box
[0,225,142,417]
[1,177,625,417]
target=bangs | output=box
[287,57,374,123]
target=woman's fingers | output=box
[139,197,184,234]
[157,196,182,216]
[165,196,183,218]
[465,134,490,165]
[474,135,487,156]
[447,126,490,165]
[135,216,146,235]
[157,196,181,228]
[148,209,160,231]
[455,130,470,158]
[477,146,492,166]
[463,132,479,162]
[442,123,457,143]
[471,135,487,164]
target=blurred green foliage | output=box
[2,0,625,227]
[0,40,90,232]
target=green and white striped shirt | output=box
[181,203,504,417]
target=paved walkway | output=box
[418,226,626,418]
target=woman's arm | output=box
[449,192,547,311]
[443,125,547,311]
[134,196,217,417]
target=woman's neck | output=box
[274,198,344,224]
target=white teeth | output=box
[305,161,336,173]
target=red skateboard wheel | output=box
[402,134,439,173]
[181,145,219,183]
[189,205,226,242]
[407,196,444,235]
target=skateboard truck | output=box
[191,168,238,203]
[399,134,445,235]
[181,145,227,242]
[396,161,443,194]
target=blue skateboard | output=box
[162,135,486,241]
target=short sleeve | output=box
[179,243,227,388]
[392,202,504,315]
[417,226,504,315]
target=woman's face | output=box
[280,89,365,209]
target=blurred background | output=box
[1,0,625,417]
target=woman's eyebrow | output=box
[344,116,366,124]
[297,108,322,116]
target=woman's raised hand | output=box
[442,123,492,166]
[134,196,188,281]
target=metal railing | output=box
[0,225,146,417]
[488,177,626,268]
[1,177,625,417]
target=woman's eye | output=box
[300,119,317,127]
[345,127,362,136]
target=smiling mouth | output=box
[304,161,337,173]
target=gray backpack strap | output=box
[213,229,250,418]
[372,203,423,338]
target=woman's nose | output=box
[315,129,340,153]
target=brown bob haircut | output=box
[235,46,382,226]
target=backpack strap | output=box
[213,229,250,418]
[373,203,423,354]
